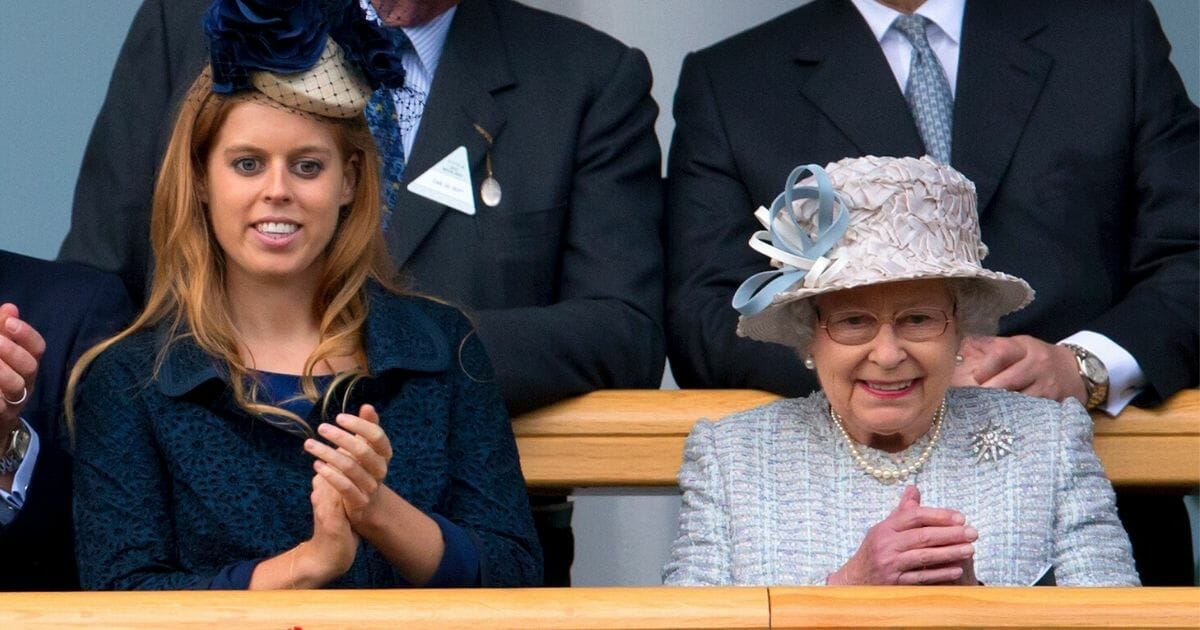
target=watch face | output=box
[1082,354,1108,382]
[7,427,30,459]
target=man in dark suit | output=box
[61,0,664,586]
[665,0,1197,584]
[0,251,133,589]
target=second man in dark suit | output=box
[0,251,133,589]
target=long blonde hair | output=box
[66,69,400,435]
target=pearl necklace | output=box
[830,399,947,484]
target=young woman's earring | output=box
[955,354,964,365]
[803,355,815,370]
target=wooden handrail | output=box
[0,587,1194,629]
[1091,390,1200,489]
[768,586,1200,629]
[0,588,770,629]
[512,389,1200,490]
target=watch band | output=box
[0,454,20,475]
[1061,343,1109,410]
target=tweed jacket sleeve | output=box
[1051,400,1140,586]
[662,420,733,585]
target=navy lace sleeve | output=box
[438,313,542,586]
[424,514,480,587]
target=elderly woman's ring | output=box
[2,387,27,406]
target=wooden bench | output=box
[512,389,1200,490]
[0,587,1194,628]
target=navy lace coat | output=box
[72,289,541,589]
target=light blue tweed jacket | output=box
[662,387,1139,586]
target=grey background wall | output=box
[0,1,1196,586]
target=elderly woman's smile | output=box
[810,278,959,452]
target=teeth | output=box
[869,380,913,391]
[256,222,298,236]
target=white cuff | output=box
[0,418,41,525]
[1059,331,1145,416]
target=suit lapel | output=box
[792,0,924,159]
[385,0,513,267]
[952,0,1050,215]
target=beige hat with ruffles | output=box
[733,155,1034,348]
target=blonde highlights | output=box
[66,69,400,435]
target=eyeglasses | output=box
[819,308,952,345]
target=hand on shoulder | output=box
[954,335,1086,404]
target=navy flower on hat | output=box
[204,0,406,95]
[329,1,407,90]
[205,0,328,94]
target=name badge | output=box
[407,146,476,215]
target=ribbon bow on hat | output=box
[732,164,852,316]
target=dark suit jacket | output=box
[666,0,1198,404]
[0,251,133,590]
[62,0,665,415]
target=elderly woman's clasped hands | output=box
[827,485,978,586]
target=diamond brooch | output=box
[969,422,1015,463]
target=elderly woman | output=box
[662,156,1138,587]
[65,1,539,590]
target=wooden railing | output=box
[767,586,1200,629]
[2,394,1192,628]
[0,587,1194,629]
[512,389,1200,490]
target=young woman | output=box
[66,5,540,590]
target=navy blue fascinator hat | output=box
[204,0,406,118]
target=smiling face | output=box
[809,279,961,451]
[202,101,357,292]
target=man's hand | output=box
[0,303,44,434]
[953,335,1085,404]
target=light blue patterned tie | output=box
[892,14,953,164]
[364,27,413,229]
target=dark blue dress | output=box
[72,288,542,589]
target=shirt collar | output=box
[157,285,450,397]
[850,0,965,45]
[360,1,457,79]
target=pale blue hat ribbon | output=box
[732,164,852,316]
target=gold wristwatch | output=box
[0,424,31,474]
[1061,343,1109,410]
